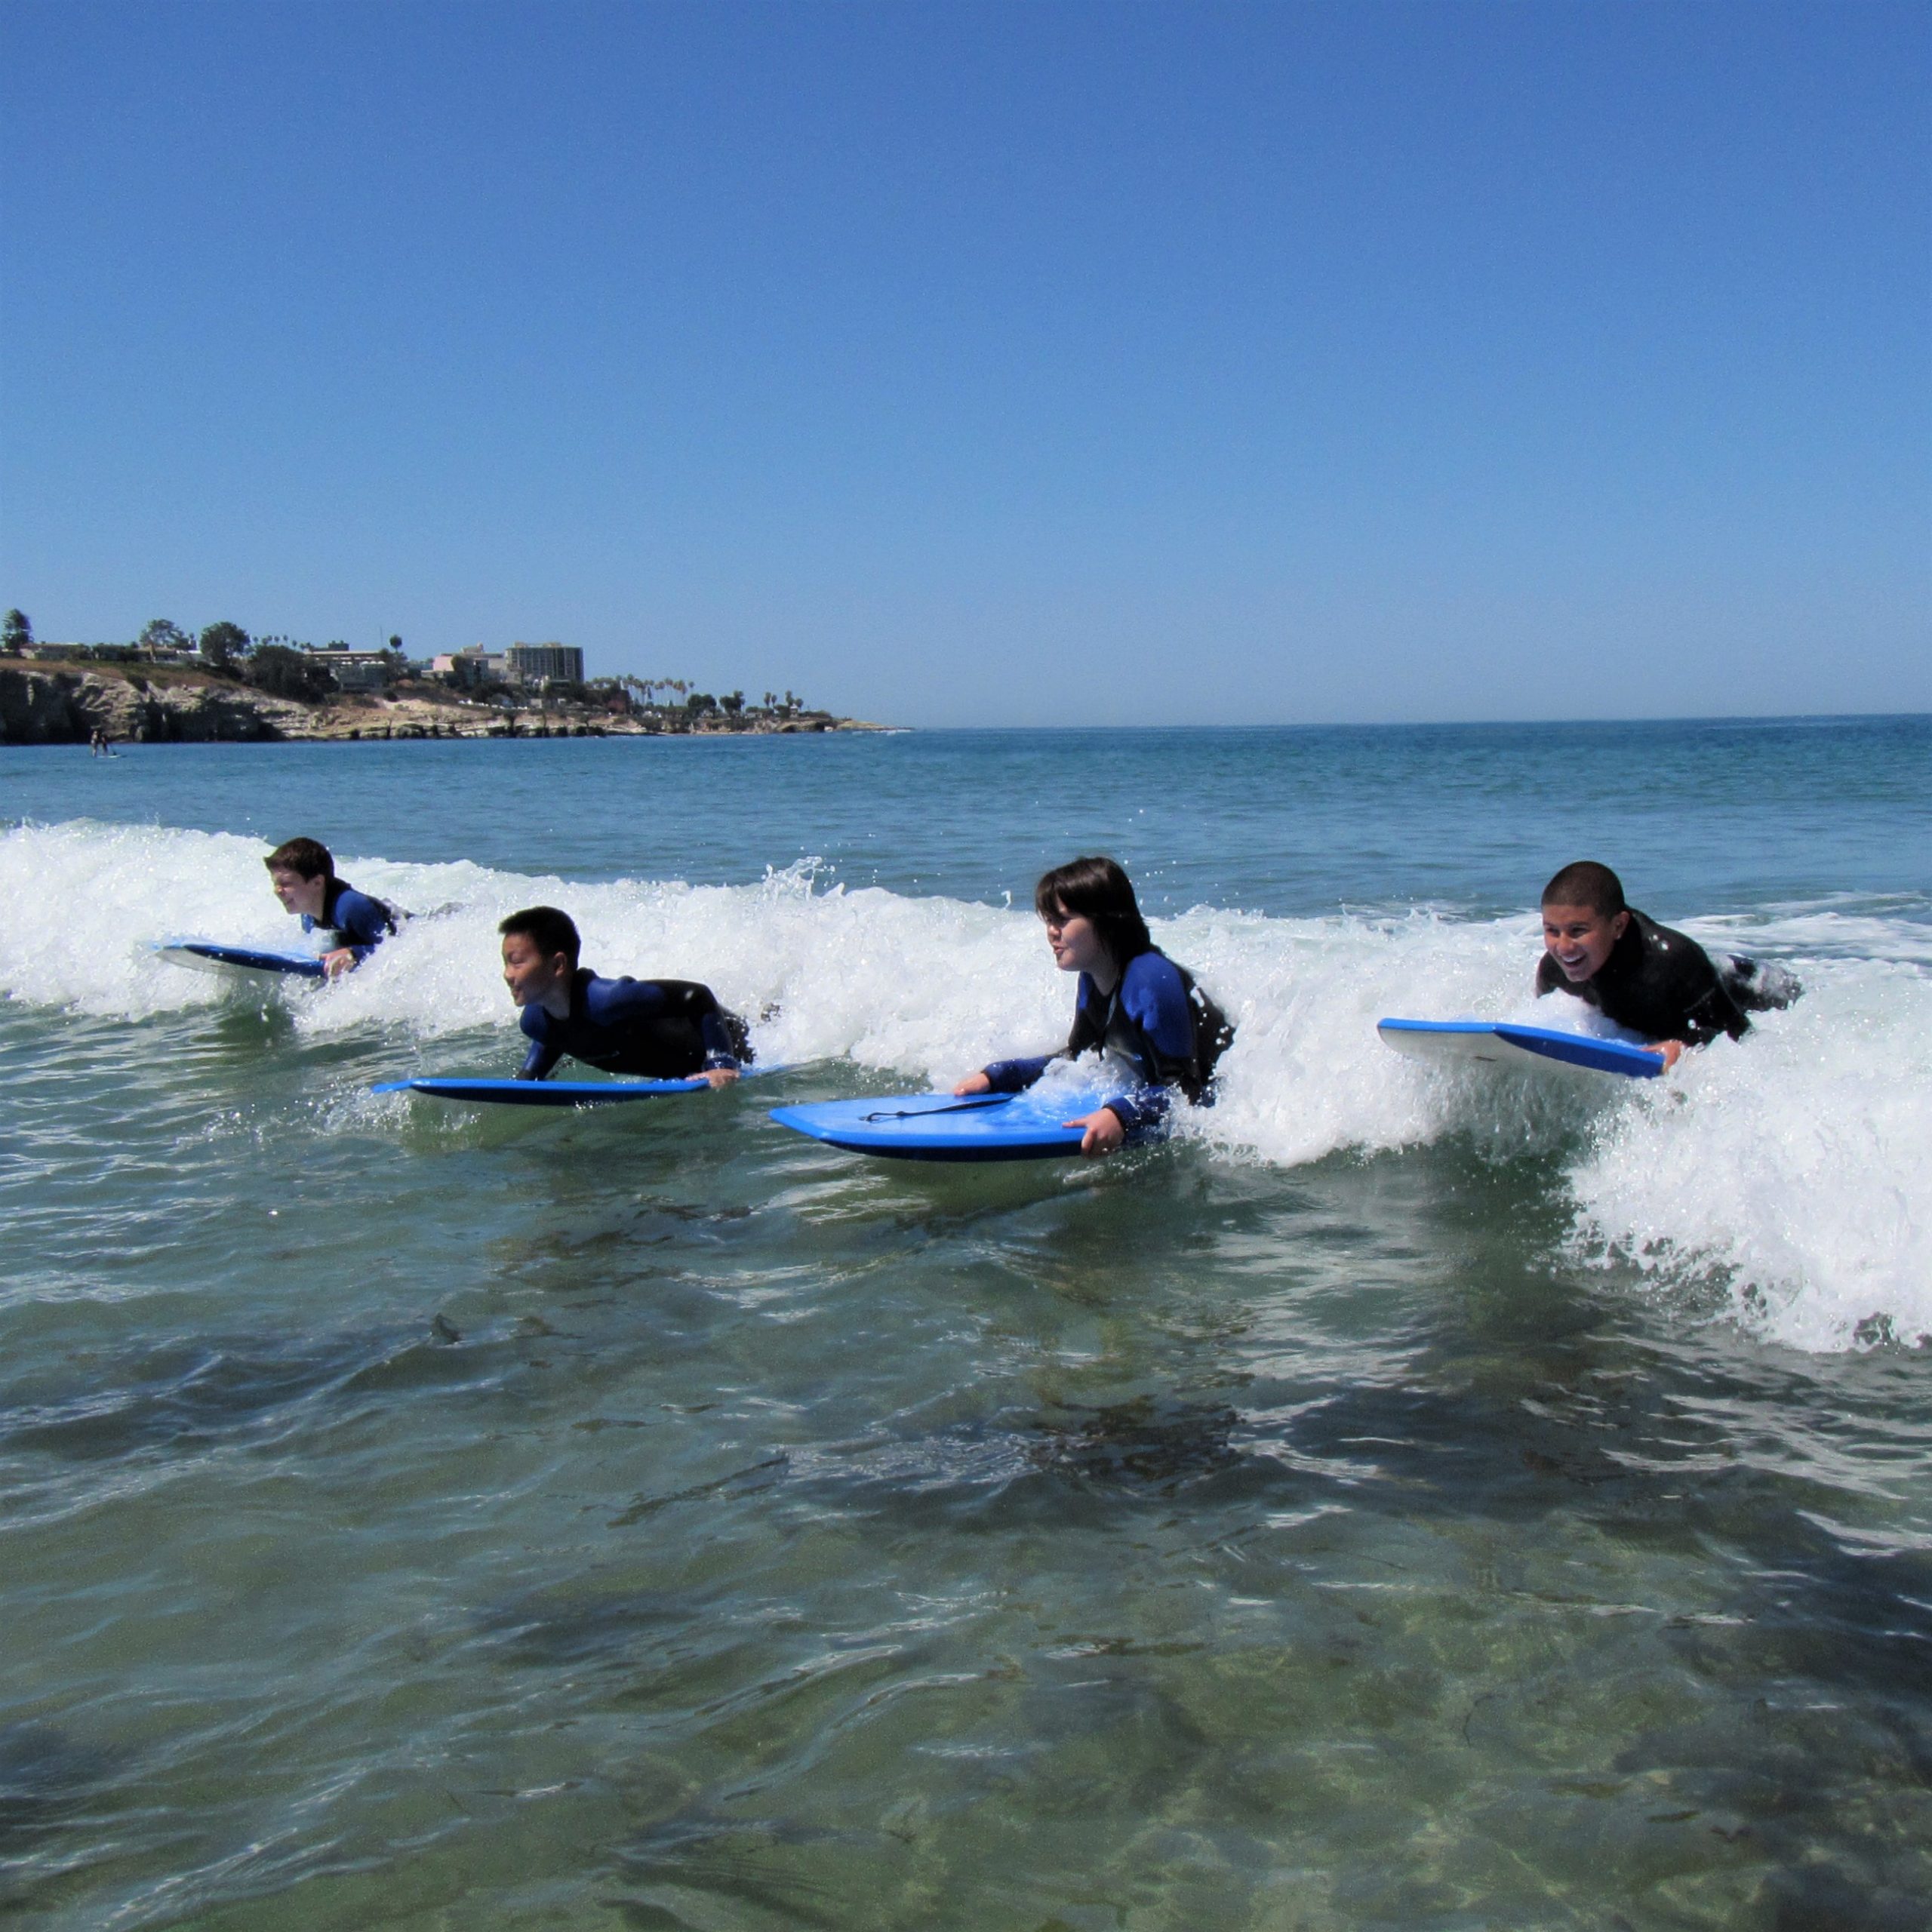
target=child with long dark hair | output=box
[953,855,1233,1156]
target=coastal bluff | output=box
[0,663,888,745]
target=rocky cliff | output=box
[1,666,305,743]
[1,663,889,744]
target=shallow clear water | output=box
[2,721,1928,1928]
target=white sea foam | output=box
[3,820,1927,1352]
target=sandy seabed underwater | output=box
[2,718,1928,1929]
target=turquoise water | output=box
[2,721,1929,1927]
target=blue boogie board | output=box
[770,1086,1136,1162]
[1377,1018,1664,1080]
[373,1075,707,1106]
[154,940,327,981]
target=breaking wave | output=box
[3,819,1927,1354]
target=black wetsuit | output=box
[516,971,751,1081]
[1536,908,1797,1047]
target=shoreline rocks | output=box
[0,666,892,745]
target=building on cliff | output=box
[434,643,585,689]
[507,642,585,686]
[299,645,399,691]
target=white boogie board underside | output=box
[153,941,327,982]
[1377,1019,1664,1081]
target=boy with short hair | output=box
[1537,860,1798,1067]
[497,905,749,1087]
[264,837,400,979]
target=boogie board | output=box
[1377,1018,1664,1081]
[769,1088,1134,1162]
[153,940,327,982]
[373,1075,708,1107]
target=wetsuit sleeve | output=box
[1534,952,1568,998]
[982,977,1105,1092]
[327,885,394,962]
[697,1005,742,1070]
[515,1008,562,1081]
[1678,971,1752,1047]
[983,1054,1053,1093]
[1107,955,1200,1134]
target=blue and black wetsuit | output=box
[301,879,398,964]
[1536,907,1800,1047]
[517,971,752,1081]
[982,948,1232,1134]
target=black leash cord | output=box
[860,1096,1017,1122]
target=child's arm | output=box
[513,1010,563,1081]
[695,1004,743,1083]
[984,1054,1054,1091]
[956,978,1107,1096]
[1096,957,1202,1134]
[328,887,396,967]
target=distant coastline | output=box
[0,662,894,746]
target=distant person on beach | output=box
[264,837,401,979]
[497,905,750,1085]
[1537,860,1800,1068]
[953,855,1235,1155]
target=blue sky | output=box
[2,0,1926,725]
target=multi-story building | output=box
[506,642,585,687]
[430,642,586,690]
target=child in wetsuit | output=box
[1537,860,1799,1069]
[952,856,1234,1156]
[264,837,400,980]
[497,905,749,1087]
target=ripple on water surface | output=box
[2,728,1928,1926]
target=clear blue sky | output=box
[2,0,1926,725]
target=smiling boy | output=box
[1537,860,1799,1068]
[497,905,749,1086]
[264,838,400,979]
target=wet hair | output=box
[264,837,334,881]
[1541,860,1626,918]
[498,904,580,967]
[1033,856,1154,971]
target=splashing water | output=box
[4,817,1925,1352]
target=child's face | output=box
[1041,904,1107,977]
[269,866,326,919]
[1542,902,1629,982]
[501,933,571,1007]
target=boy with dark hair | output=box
[264,837,400,979]
[1537,860,1798,1067]
[497,905,750,1086]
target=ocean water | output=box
[1,718,1927,1929]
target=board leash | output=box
[860,1095,1018,1121]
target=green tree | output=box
[198,620,251,671]
[138,618,191,656]
[245,645,337,703]
[721,690,745,717]
[2,609,29,654]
